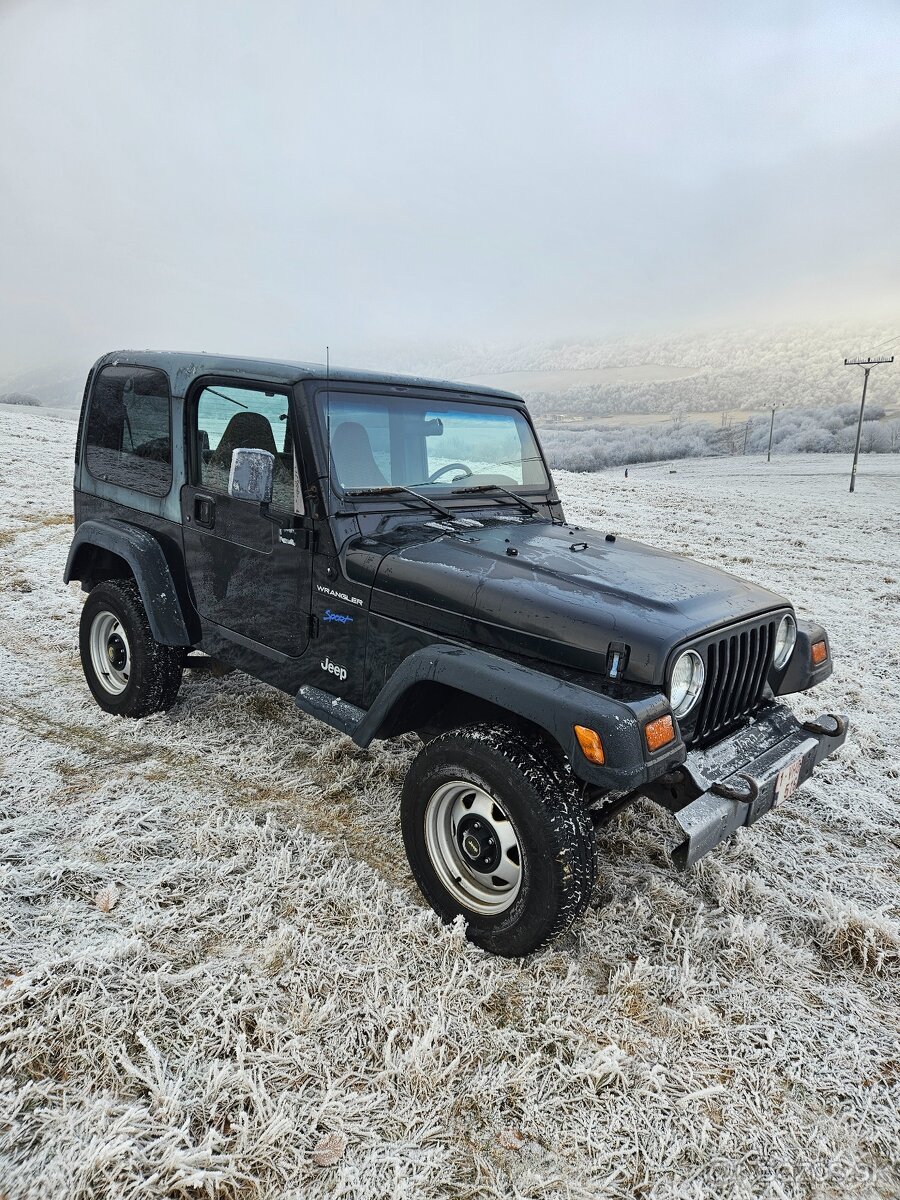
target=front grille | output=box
[690,617,777,745]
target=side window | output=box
[193,384,300,513]
[85,366,172,496]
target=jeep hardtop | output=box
[66,350,848,956]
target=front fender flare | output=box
[353,645,684,791]
[776,618,833,695]
[64,519,191,646]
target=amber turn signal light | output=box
[574,725,605,765]
[645,714,676,753]
[811,640,828,666]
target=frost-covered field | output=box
[1,408,898,1199]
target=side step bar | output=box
[294,685,365,736]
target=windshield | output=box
[318,391,549,493]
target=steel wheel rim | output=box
[89,610,131,695]
[424,780,523,914]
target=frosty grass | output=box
[0,407,898,1198]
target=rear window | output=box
[84,366,172,496]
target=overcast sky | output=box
[2,0,899,376]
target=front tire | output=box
[79,579,183,718]
[401,724,597,957]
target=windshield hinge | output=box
[284,525,317,551]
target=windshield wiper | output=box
[451,483,540,516]
[345,485,454,519]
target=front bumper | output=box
[656,705,848,868]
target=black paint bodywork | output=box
[352,517,789,684]
[65,350,840,804]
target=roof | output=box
[93,349,524,402]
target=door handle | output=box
[194,494,215,529]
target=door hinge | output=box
[308,613,320,639]
[275,523,317,551]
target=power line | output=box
[866,330,900,353]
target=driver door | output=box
[181,380,312,657]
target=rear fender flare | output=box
[353,645,683,791]
[64,519,191,646]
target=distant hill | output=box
[5,321,900,419]
[0,364,84,408]
[404,322,900,420]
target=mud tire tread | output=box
[79,579,183,718]
[401,722,597,957]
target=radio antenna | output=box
[325,345,332,512]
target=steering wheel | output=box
[427,462,473,484]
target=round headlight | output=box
[669,649,705,718]
[773,614,797,669]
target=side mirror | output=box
[229,447,274,504]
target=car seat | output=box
[330,421,388,488]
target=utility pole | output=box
[766,406,777,462]
[844,356,894,493]
[743,419,751,455]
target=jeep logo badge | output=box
[320,656,347,682]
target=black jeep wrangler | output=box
[66,351,848,956]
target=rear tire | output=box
[80,579,183,718]
[401,724,597,957]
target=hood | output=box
[348,518,789,685]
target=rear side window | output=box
[84,366,172,496]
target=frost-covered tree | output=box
[0,392,40,406]
[539,402,900,473]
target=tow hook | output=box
[710,772,759,803]
[801,713,846,738]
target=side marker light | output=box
[811,640,828,666]
[574,725,605,765]
[645,714,676,753]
